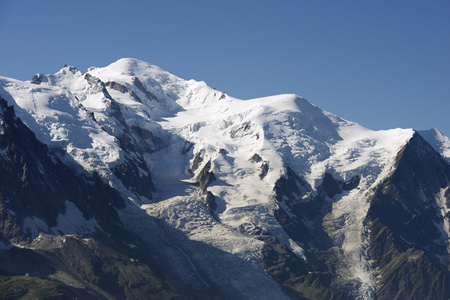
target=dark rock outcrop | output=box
[367,132,450,299]
[132,77,158,102]
[274,167,310,204]
[105,81,143,103]
[195,160,216,194]
[195,161,217,214]
[29,73,46,85]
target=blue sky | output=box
[1,1,449,136]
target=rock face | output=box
[0,96,179,299]
[367,133,450,300]
[1,59,450,299]
[0,96,124,241]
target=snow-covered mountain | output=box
[419,128,450,163]
[1,58,450,299]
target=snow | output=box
[312,123,414,298]
[1,58,444,298]
[434,187,450,266]
[419,128,450,163]
[134,188,290,299]
[147,66,414,298]
[20,201,99,240]
[51,201,99,235]
[0,74,122,173]
[22,216,48,240]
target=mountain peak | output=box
[419,128,450,162]
[88,58,176,80]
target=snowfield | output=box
[1,58,447,299]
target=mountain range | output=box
[1,58,450,299]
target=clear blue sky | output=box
[1,1,449,136]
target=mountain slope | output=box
[419,128,450,163]
[0,95,179,299]
[1,58,450,299]
[367,132,450,299]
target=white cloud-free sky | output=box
[1,0,449,136]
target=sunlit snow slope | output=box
[1,58,448,299]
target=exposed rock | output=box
[105,81,129,93]
[84,73,106,95]
[195,161,216,194]
[320,172,361,198]
[239,222,276,243]
[274,207,312,243]
[260,161,269,179]
[132,77,158,101]
[112,161,155,200]
[229,121,251,138]
[260,241,350,300]
[274,167,310,203]
[321,173,342,199]
[0,234,180,299]
[218,148,227,155]
[29,73,45,85]
[252,153,262,163]
[105,81,142,103]
[0,96,179,299]
[342,175,360,191]
[181,141,194,155]
[367,132,450,299]
[190,151,204,173]
[67,66,79,74]
[0,96,125,241]
[204,191,217,213]
[130,125,164,153]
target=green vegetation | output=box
[261,242,350,300]
[375,247,450,300]
[40,236,181,300]
[0,235,181,300]
[0,275,76,300]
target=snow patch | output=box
[51,201,99,235]
[435,187,450,265]
[288,238,307,261]
[419,128,450,163]
[23,216,48,239]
